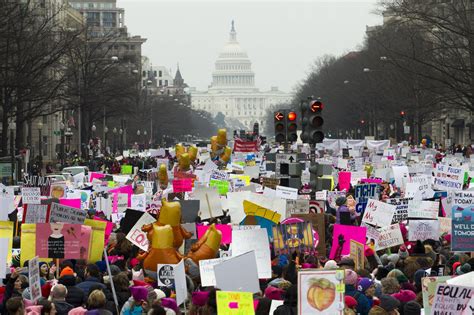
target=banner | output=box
[35,223,91,259]
[233,137,259,153]
[386,198,409,223]
[354,184,380,214]
[273,222,314,252]
[297,270,345,315]
[362,199,395,227]
[433,164,464,191]
[329,224,367,260]
[49,202,87,224]
[376,223,404,250]
[216,291,255,315]
[21,187,41,204]
[409,220,440,241]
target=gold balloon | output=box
[158,198,192,248]
[178,153,191,171]
[151,224,175,249]
[186,223,222,263]
[221,146,232,163]
[210,136,218,153]
[188,146,198,162]
[217,129,227,147]
[175,143,185,159]
[139,224,183,270]
[204,224,222,252]
[158,163,168,188]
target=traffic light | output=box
[400,111,406,119]
[274,111,286,143]
[287,111,298,142]
[301,99,324,144]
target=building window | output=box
[159,80,162,86]
[159,71,162,77]
[154,71,157,77]
[165,80,168,86]
[142,70,146,77]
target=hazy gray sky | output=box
[120,0,382,93]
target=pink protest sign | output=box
[361,178,383,184]
[60,198,81,209]
[89,172,106,182]
[329,224,367,260]
[197,224,232,244]
[35,223,91,259]
[109,185,133,207]
[338,172,351,191]
[93,216,113,244]
[172,179,193,193]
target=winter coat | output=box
[345,284,371,315]
[54,300,74,315]
[86,309,114,315]
[273,304,296,315]
[336,205,356,224]
[59,275,86,307]
[76,277,107,295]
[120,299,144,315]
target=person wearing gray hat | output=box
[379,294,400,312]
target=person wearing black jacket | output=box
[273,284,297,315]
[2,270,28,313]
[58,274,85,307]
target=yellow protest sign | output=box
[84,219,106,262]
[350,239,365,271]
[243,200,281,223]
[230,174,250,186]
[0,221,13,263]
[216,291,255,315]
[20,224,51,266]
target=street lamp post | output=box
[104,126,108,154]
[60,122,65,168]
[38,121,43,161]
[9,121,16,184]
[113,127,117,154]
[144,130,147,149]
[137,130,141,150]
[91,124,96,158]
[119,128,123,152]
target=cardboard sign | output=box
[422,276,452,315]
[409,220,440,242]
[386,198,409,223]
[23,175,51,196]
[297,270,345,315]
[199,257,229,287]
[433,164,464,191]
[21,187,41,204]
[35,223,91,259]
[292,213,326,256]
[49,202,86,224]
[23,204,50,223]
[131,194,146,212]
[439,217,452,236]
[216,291,255,315]
[210,169,229,181]
[214,251,260,293]
[121,165,133,175]
[362,199,395,227]
[210,179,230,195]
[172,178,193,193]
[338,171,351,191]
[430,284,472,315]
[262,177,279,189]
[329,224,367,260]
[197,224,232,245]
[273,222,314,252]
[232,228,271,279]
[28,256,42,302]
[354,184,380,214]
[349,240,364,271]
[392,165,410,188]
[408,200,439,219]
[275,185,298,200]
[193,186,224,220]
[125,212,156,251]
[376,223,404,250]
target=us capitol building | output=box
[190,21,293,130]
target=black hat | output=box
[338,257,355,268]
[379,295,400,312]
[335,196,347,207]
[404,301,422,315]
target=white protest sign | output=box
[0,196,15,219]
[275,186,298,200]
[315,190,327,201]
[392,165,410,188]
[376,223,404,250]
[24,204,49,223]
[262,187,276,198]
[386,198,409,223]
[49,202,86,224]
[231,229,271,279]
[362,199,395,227]
[409,220,440,241]
[350,171,366,185]
[21,187,41,204]
[199,257,229,287]
[286,199,310,217]
[0,238,8,279]
[131,194,146,212]
[116,193,128,213]
[337,158,348,170]
[28,256,42,302]
[193,186,223,220]
[214,251,260,293]
[125,212,155,251]
[408,175,435,199]
[434,164,464,191]
[408,200,439,219]
[244,166,260,179]
[430,284,472,315]
[210,169,229,181]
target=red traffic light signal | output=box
[400,111,405,117]
[275,112,284,121]
[287,111,297,121]
[310,100,323,112]
[360,120,365,124]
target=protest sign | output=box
[433,164,464,191]
[261,177,279,189]
[243,199,282,224]
[23,174,51,196]
[327,191,346,209]
[216,291,255,315]
[23,204,50,223]
[430,284,472,315]
[60,198,81,209]
[84,218,107,262]
[157,264,175,287]
[386,198,409,223]
[329,224,367,260]
[354,184,380,214]
[408,200,439,219]
[338,171,351,191]
[28,256,42,302]
[297,270,345,315]
[408,175,434,199]
[121,165,133,175]
[451,205,474,252]
[409,220,440,241]
[0,222,13,264]
[50,182,66,199]
[199,257,229,287]
[362,199,395,227]
[49,202,86,224]
[130,194,146,211]
[376,223,404,250]
[0,238,8,279]
[193,186,223,220]
[209,179,230,195]
[292,213,326,256]
[214,251,260,293]
[273,222,314,252]
[275,185,298,200]
[349,240,364,270]
[232,228,271,279]
[392,165,410,188]
[0,195,14,220]
[422,276,452,315]
[439,217,452,237]
[286,199,310,217]
[21,187,41,204]
[125,212,155,251]
[115,193,128,213]
[172,178,193,193]
[36,223,91,259]
[197,224,232,245]
[210,169,229,181]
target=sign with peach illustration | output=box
[298,270,344,315]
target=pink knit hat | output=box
[192,291,210,307]
[264,286,285,300]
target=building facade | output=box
[190,21,292,130]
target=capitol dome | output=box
[210,21,256,91]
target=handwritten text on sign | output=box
[362,199,395,227]
[172,179,193,193]
[49,202,86,224]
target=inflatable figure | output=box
[158,163,169,190]
[138,224,183,271]
[187,224,222,264]
[210,129,232,168]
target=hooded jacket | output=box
[59,275,86,307]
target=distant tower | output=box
[174,63,185,88]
